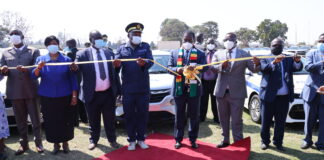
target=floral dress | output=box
[0,89,9,139]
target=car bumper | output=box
[286,98,305,123]
[115,95,175,116]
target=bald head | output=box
[196,33,204,43]
[271,38,284,46]
[89,30,102,44]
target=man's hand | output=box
[1,66,9,74]
[177,67,184,74]
[70,97,78,106]
[137,58,146,67]
[252,56,260,66]
[187,65,195,71]
[70,62,78,71]
[17,65,28,73]
[222,60,230,69]
[112,59,121,68]
[294,54,301,63]
[273,55,285,64]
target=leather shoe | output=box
[217,142,229,148]
[275,145,285,151]
[52,143,61,155]
[15,146,29,156]
[175,142,182,149]
[191,142,199,149]
[261,143,269,150]
[110,142,120,149]
[300,141,312,149]
[36,145,44,153]
[88,143,97,150]
[62,142,70,154]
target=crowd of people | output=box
[0,22,323,160]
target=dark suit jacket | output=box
[260,55,303,103]
[75,47,120,103]
[167,48,208,97]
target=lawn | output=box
[3,108,324,160]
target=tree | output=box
[0,11,32,38]
[159,18,189,41]
[235,27,257,48]
[191,21,219,40]
[256,19,288,47]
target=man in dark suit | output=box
[0,29,43,155]
[300,33,324,152]
[71,30,120,150]
[259,38,303,151]
[168,30,207,149]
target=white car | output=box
[115,50,175,122]
[244,51,307,123]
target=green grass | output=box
[3,108,324,160]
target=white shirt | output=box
[91,47,110,91]
[14,45,25,51]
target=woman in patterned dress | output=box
[0,75,9,160]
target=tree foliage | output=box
[235,27,257,47]
[257,19,288,47]
[159,18,189,41]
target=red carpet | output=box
[94,133,250,160]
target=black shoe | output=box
[52,143,61,155]
[319,148,324,152]
[110,141,121,149]
[213,119,220,123]
[191,142,199,149]
[217,142,229,148]
[175,142,182,149]
[275,145,285,151]
[300,141,312,149]
[261,143,269,150]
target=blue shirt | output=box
[31,53,78,98]
[116,42,153,94]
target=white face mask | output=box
[206,44,216,50]
[131,36,142,45]
[182,42,193,50]
[10,35,22,45]
[224,41,235,50]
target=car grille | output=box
[289,104,305,120]
[150,89,170,103]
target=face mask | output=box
[224,41,235,50]
[10,35,22,45]
[182,42,193,50]
[317,43,324,52]
[206,44,215,50]
[131,36,142,45]
[94,39,105,49]
[47,45,59,54]
[271,45,283,55]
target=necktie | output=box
[226,50,232,71]
[185,50,190,65]
[276,62,283,88]
[96,50,106,80]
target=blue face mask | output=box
[94,39,105,49]
[47,45,59,54]
[317,43,324,52]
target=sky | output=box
[0,0,323,45]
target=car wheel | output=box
[248,94,261,123]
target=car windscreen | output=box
[149,55,170,73]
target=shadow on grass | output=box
[250,151,291,160]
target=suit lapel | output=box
[86,48,96,73]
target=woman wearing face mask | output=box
[32,35,78,154]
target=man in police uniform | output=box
[168,31,207,149]
[113,23,153,151]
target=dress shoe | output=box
[191,142,199,149]
[261,143,269,150]
[15,146,29,156]
[300,141,312,149]
[128,142,136,151]
[137,141,149,149]
[62,142,70,154]
[52,143,61,155]
[319,149,324,152]
[275,145,285,151]
[217,142,229,148]
[110,141,120,149]
[36,145,45,153]
[175,142,182,149]
[88,143,97,150]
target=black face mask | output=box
[271,45,283,55]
